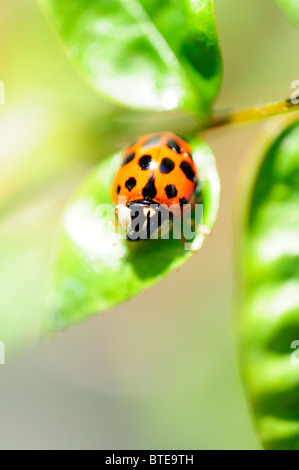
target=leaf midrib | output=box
[119,0,184,74]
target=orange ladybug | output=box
[110,132,199,240]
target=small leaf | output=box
[39,0,222,115]
[273,0,299,26]
[237,119,299,450]
[45,136,220,331]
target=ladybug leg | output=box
[108,204,131,237]
[108,217,123,236]
[108,212,127,239]
[108,219,128,244]
[108,218,118,229]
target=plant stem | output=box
[205,97,299,130]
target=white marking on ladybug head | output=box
[116,204,132,232]
[143,206,156,218]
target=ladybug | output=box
[110,132,199,241]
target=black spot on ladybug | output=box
[125,177,137,192]
[167,139,182,154]
[165,184,178,199]
[143,134,161,147]
[139,154,152,170]
[159,158,175,174]
[122,152,135,166]
[116,185,121,194]
[180,161,196,182]
[142,176,157,200]
[179,197,188,206]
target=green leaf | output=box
[273,0,299,26]
[39,0,222,115]
[238,119,299,450]
[45,136,220,331]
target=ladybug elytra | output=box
[110,132,200,240]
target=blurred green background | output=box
[0,0,298,450]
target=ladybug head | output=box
[116,201,171,241]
